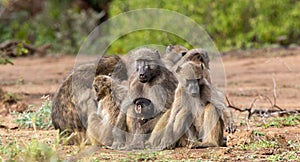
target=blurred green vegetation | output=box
[0,0,300,54]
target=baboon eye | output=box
[181,51,187,56]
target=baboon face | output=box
[136,59,158,83]
[176,61,205,98]
[185,79,200,97]
[133,97,154,123]
[166,45,188,57]
[186,49,210,69]
[93,75,112,101]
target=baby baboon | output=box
[133,98,155,125]
[125,97,156,150]
[87,75,128,146]
[163,45,188,70]
[112,47,178,149]
[51,55,127,141]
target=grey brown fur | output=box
[87,75,127,146]
[111,47,178,150]
[51,55,127,142]
[149,61,225,149]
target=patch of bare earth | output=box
[0,48,299,161]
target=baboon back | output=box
[51,55,127,135]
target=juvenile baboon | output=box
[149,61,225,149]
[87,75,128,146]
[112,47,178,149]
[163,45,188,70]
[176,48,236,133]
[51,55,127,141]
[148,61,204,148]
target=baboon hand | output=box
[225,120,236,133]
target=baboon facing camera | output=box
[111,47,178,150]
[149,61,225,149]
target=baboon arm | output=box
[112,99,132,148]
[211,87,236,133]
[221,107,236,133]
[139,113,163,134]
[147,110,171,147]
[148,85,168,113]
[173,109,193,141]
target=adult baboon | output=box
[174,48,211,83]
[111,47,178,149]
[51,55,127,141]
[87,75,127,146]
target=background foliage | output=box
[0,0,299,54]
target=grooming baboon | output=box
[51,55,127,141]
[163,45,188,70]
[149,61,225,149]
[112,47,178,149]
[174,48,211,83]
[87,75,128,146]
[176,48,236,133]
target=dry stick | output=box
[272,75,284,111]
[226,76,300,120]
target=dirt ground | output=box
[0,47,299,161]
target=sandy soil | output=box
[0,47,299,161]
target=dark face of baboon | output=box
[185,79,200,97]
[93,75,112,101]
[176,61,206,98]
[135,59,158,83]
[133,97,154,123]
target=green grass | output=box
[267,151,300,162]
[260,114,300,128]
[253,130,266,137]
[241,140,278,151]
[0,138,60,161]
[15,98,52,129]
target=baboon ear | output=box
[200,63,205,70]
[155,50,161,59]
[175,66,182,73]
[200,51,210,69]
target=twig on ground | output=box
[226,75,299,121]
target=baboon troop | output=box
[52,45,236,149]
